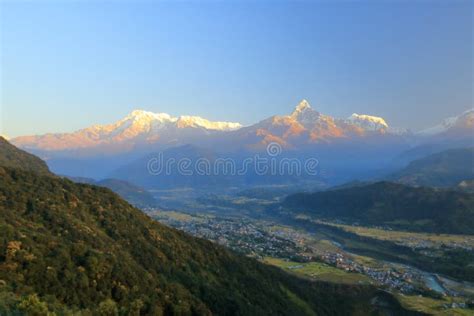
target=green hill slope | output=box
[283,182,474,234]
[0,166,414,315]
[0,136,51,175]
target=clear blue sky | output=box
[1,0,472,137]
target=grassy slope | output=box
[262,257,371,285]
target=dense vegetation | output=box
[283,181,474,234]
[0,137,51,175]
[389,147,474,187]
[0,166,416,315]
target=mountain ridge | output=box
[12,109,242,152]
[388,147,474,187]
[10,102,474,155]
[10,101,473,183]
[418,108,474,136]
[0,136,52,175]
[12,100,402,153]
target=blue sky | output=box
[1,0,472,137]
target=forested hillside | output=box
[0,136,51,175]
[284,182,474,234]
[0,166,413,315]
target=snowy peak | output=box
[245,100,394,149]
[451,108,474,130]
[290,99,321,125]
[347,113,388,131]
[10,99,411,154]
[293,99,312,113]
[291,99,317,115]
[289,100,389,132]
[458,108,474,127]
[127,109,155,118]
[12,109,243,151]
[119,110,241,131]
[419,108,474,136]
[176,115,242,131]
[125,109,173,122]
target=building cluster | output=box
[162,216,308,259]
[319,251,417,293]
[155,211,472,306]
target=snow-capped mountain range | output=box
[9,99,473,180]
[13,110,242,151]
[347,113,388,131]
[11,100,472,154]
[226,100,407,150]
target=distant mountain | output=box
[68,176,157,207]
[457,179,474,192]
[396,109,474,165]
[11,100,407,155]
[10,101,472,185]
[0,136,51,175]
[346,113,389,131]
[283,181,474,234]
[0,147,412,314]
[228,100,403,150]
[418,108,474,138]
[388,147,474,187]
[12,109,242,153]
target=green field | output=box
[148,209,210,222]
[262,257,371,285]
[319,220,474,249]
[396,294,472,315]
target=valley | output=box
[146,191,474,315]
[2,104,473,315]
[1,137,423,315]
[2,2,473,314]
